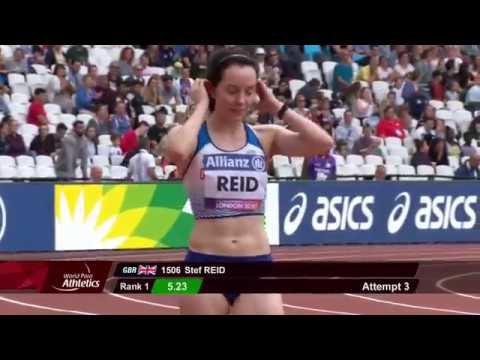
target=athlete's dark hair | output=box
[206,47,259,112]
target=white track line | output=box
[108,293,180,310]
[0,295,97,315]
[436,272,480,300]
[283,303,359,315]
[344,293,480,315]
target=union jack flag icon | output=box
[137,265,157,276]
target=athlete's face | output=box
[213,65,258,122]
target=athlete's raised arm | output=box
[254,80,334,157]
[163,79,209,174]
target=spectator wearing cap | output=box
[143,76,163,107]
[159,74,181,106]
[127,137,158,182]
[0,85,10,116]
[119,47,135,77]
[27,88,48,127]
[55,121,89,179]
[111,102,132,136]
[66,45,89,65]
[6,48,29,74]
[29,124,56,156]
[75,75,97,114]
[120,121,149,155]
[68,59,83,91]
[147,107,168,144]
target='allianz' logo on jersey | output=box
[203,154,265,172]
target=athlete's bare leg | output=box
[229,294,284,315]
[180,294,230,315]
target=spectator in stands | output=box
[334,139,349,160]
[95,76,117,114]
[109,134,122,156]
[54,123,68,151]
[293,94,313,120]
[176,67,193,93]
[87,64,98,82]
[120,120,149,155]
[407,85,429,120]
[28,47,46,72]
[75,75,97,114]
[142,76,163,107]
[461,132,477,157]
[302,153,336,180]
[316,97,335,126]
[255,47,266,77]
[353,87,376,125]
[5,118,26,157]
[376,56,393,82]
[66,45,88,65]
[90,166,103,182]
[44,45,67,68]
[107,61,121,91]
[333,46,354,96]
[357,56,379,83]
[50,64,75,113]
[429,70,445,101]
[145,45,161,67]
[411,139,432,167]
[159,74,181,106]
[129,64,145,83]
[127,137,158,182]
[374,165,387,181]
[68,59,83,91]
[335,110,361,152]
[119,47,135,77]
[179,84,192,106]
[128,79,146,121]
[394,51,414,78]
[456,63,472,90]
[158,45,176,68]
[191,45,209,79]
[0,120,9,155]
[111,102,132,136]
[471,55,480,78]
[379,91,397,118]
[392,76,406,106]
[0,85,10,116]
[445,126,462,158]
[445,79,462,101]
[429,138,449,166]
[29,124,56,156]
[6,48,28,74]
[465,74,480,109]
[420,104,436,124]
[415,49,433,91]
[401,70,421,102]
[27,88,48,127]
[454,153,480,179]
[464,116,480,141]
[55,120,89,179]
[352,124,383,157]
[85,125,98,159]
[297,79,321,103]
[87,105,112,136]
[273,79,292,103]
[398,105,415,135]
[377,106,406,139]
[115,80,134,117]
[147,106,168,144]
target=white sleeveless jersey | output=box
[183,122,267,219]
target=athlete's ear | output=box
[204,80,215,99]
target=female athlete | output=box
[164,47,333,315]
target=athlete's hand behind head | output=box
[256,79,282,114]
[191,79,210,107]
